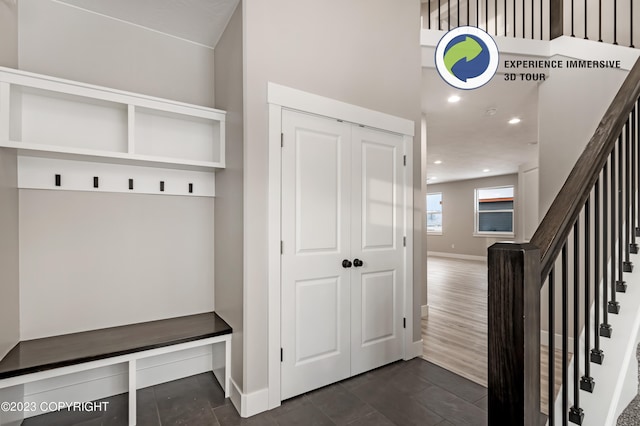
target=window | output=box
[475,186,514,236]
[426,192,443,234]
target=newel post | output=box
[488,242,541,425]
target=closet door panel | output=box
[350,127,404,376]
[280,110,351,400]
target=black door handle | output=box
[353,258,363,267]
[342,259,352,268]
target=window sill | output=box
[427,232,443,236]
[473,233,514,239]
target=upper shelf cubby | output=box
[0,67,226,170]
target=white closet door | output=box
[280,110,352,400]
[350,126,404,376]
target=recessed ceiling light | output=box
[448,95,461,103]
[486,108,497,116]
[483,169,490,173]
[509,117,521,124]
[434,160,443,164]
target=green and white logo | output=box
[435,26,499,90]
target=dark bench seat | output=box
[0,312,232,380]
[0,312,232,426]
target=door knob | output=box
[342,259,352,268]
[353,258,364,267]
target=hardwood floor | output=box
[422,256,488,386]
[422,255,566,415]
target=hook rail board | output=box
[18,156,215,197]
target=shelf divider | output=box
[128,104,136,155]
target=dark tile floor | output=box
[21,358,489,426]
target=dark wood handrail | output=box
[531,58,640,280]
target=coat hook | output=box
[129,179,134,190]
[55,174,61,187]
[189,183,193,194]
[93,177,99,188]
[160,181,165,192]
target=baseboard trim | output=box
[229,378,270,418]
[427,251,486,262]
[406,339,424,360]
[229,377,243,416]
[421,304,429,318]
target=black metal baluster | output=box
[598,0,603,41]
[513,0,516,38]
[631,0,635,47]
[458,0,460,27]
[477,0,480,27]
[614,0,618,44]
[428,0,432,29]
[571,0,575,36]
[601,160,613,336]
[610,146,621,313]
[505,0,508,35]
[549,268,556,425]
[632,106,638,253]
[448,0,451,30]
[562,244,569,426]
[540,0,543,39]
[522,0,525,38]
[624,120,634,271]
[592,176,605,361]
[486,0,489,31]
[617,135,628,291]
[584,0,588,39]
[531,0,534,38]
[468,0,470,25]
[637,101,640,238]
[569,223,584,424]
[581,198,595,392]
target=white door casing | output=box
[518,160,539,242]
[267,82,416,411]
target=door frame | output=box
[267,82,415,409]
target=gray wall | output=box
[537,59,629,341]
[0,148,19,359]
[214,2,244,388]
[17,0,215,107]
[242,0,423,394]
[0,0,18,68]
[538,56,627,216]
[427,174,518,258]
[19,191,215,339]
[13,0,219,340]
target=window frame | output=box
[426,192,443,235]
[473,185,515,237]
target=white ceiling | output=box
[422,68,539,184]
[56,0,240,48]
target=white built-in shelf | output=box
[0,67,226,171]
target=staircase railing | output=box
[488,57,640,425]
[422,0,638,47]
